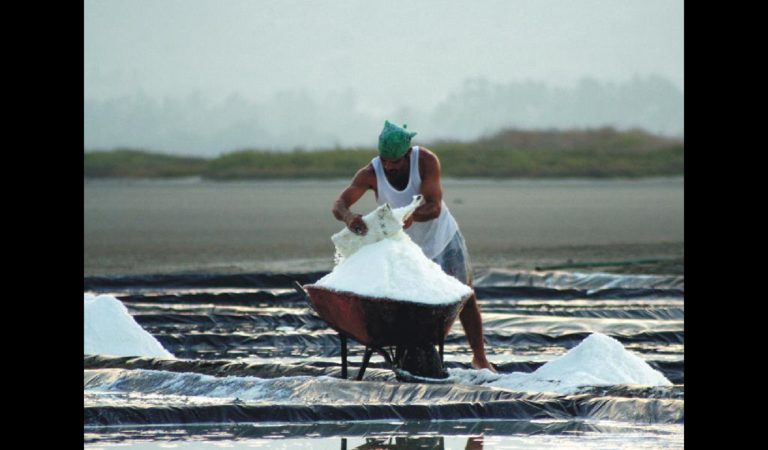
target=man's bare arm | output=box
[411,148,443,222]
[332,166,374,234]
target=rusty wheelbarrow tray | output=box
[298,283,472,381]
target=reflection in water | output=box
[84,421,684,448]
[84,420,651,444]
[346,436,483,450]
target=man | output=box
[332,120,495,371]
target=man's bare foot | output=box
[471,358,497,373]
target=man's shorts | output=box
[431,230,473,286]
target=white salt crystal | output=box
[84,293,175,359]
[449,332,672,395]
[331,195,424,263]
[526,332,672,388]
[317,230,473,305]
[319,195,472,304]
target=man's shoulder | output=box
[353,163,377,186]
[418,146,439,159]
[360,162,376,176]
[417,146,440,169]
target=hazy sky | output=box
[84,0,684,155]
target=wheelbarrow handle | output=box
[292,280,309,298]
[293,281,319,314]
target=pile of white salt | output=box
[316,198,473,305]
[84,293,175,359]
[450,332,672,395]
[332,195,424,263]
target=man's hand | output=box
[403,215,414,230]
[346,214,368,235]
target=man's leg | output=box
[459,293,494,370]
[434,231,495,372]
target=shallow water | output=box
[86,422,684,449]
[84,269,683,448]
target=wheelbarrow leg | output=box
[437,323,445,364]
[340,334,348,379]
[357,347,374,380]
[439,333,444,364]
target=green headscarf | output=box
[378,120,417,159]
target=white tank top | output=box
[371,146,458,259]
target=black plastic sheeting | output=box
[142,330,684,362]
[84,419,645,444]
[474,286,683,300]
[132,312,326,330]
[84,368,541,405]
[84,269,683,430]
[472,269,684,290]
[85,269,683,295]
[107,286,682,304]
[84,271,327,291]
[83,354,685,385]
[150,329,684,349]
[84,397,683,426]
[119,290,306,306]
[130,305,684,323]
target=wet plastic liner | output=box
[84,419,667,445]
[83,355,684,385]
[86,270,683,297]
[84,396,683,426]
[84,269,683,432]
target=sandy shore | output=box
[85,177,683,276]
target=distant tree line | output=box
[85,76,684,155]
[84,127,683,179]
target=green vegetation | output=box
[84,127,683,180]
[84,149,207,178]
[202,147,374,179]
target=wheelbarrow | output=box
[295,282,472,381]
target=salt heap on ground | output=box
[84,293,175,359]
[317,197,473,305]
[451,333,672,395]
